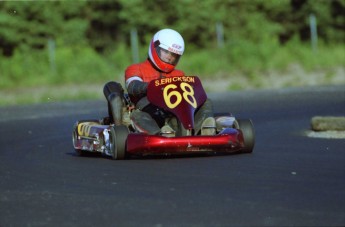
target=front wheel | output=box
[110,125,129,160]
[237,119,255,153]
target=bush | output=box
[0,43,134,89]
[0,48,51,88]
[0,39,344,90]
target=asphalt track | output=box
[1,85,344,227]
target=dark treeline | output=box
[0,0,344,57]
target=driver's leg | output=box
[103,82,124,125]
[194,99,216,135]
[130,109,161,135]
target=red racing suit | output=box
[125,59,184,84]
[125,59,184,103]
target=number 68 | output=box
[163,82,197,109]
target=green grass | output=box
[0,40,344,106]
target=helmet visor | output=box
[156,47,181,65]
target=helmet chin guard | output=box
[148,29,185,73]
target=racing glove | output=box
[127,80,148,98]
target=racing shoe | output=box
[160,125,175,137]
[201,117,216,135]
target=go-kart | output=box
[72,76,255,159]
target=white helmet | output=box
[148,28,185,73]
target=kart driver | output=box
[103,28,216,135]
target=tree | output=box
[0,0,343,58]
[0,1,87,56]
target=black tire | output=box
[237,119,255,153]
[110,125,129,160]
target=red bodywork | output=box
[126,128,244,155]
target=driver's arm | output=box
[126,77,148,98]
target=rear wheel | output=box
[110,125,129,160]
[237,119,255,153]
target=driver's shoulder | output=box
[170,69,185,77]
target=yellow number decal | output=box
[163,83,197,109]
[163,84,182,109]
[77,122,97,136]
[181,82,197,108]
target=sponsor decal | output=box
[154,76,197,109]
[168,47,182,55]
[155,76,195,86]
[77,122,99,137]
[172,44,182,49]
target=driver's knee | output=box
[104,82,124,125]
[130,110,161,135]
[194,99,214,133]
[103,81,124,101]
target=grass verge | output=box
[0,41,344,106]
